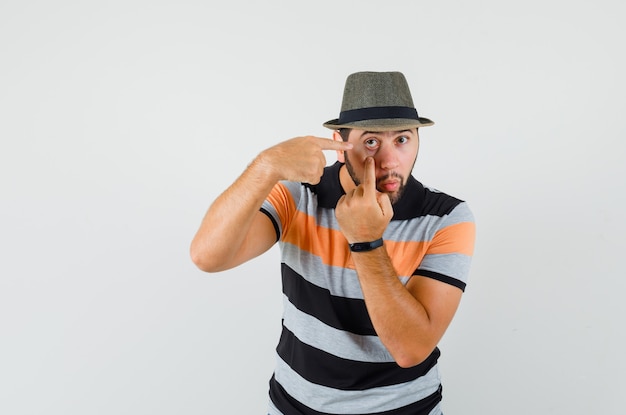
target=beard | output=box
[344,153,407,205]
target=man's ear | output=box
[332,131,346,163]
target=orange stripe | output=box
[282,211,436,276]
[384,240,430,276]
[266,182,297,233]
[427,221,476,256]
[282,210,353,268]
[270,181,475,275]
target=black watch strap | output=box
[349,238,384,252]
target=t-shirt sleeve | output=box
[414,202,476,291]
[260,181,298,242]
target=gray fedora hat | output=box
[323,71,434,131]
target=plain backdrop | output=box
[1,1,625,414]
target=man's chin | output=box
[383,190,403,205]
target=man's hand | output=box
[335,157,393,243]
[257,136,352,185]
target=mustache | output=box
[376,172,404,185]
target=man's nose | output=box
[376,145,399,170]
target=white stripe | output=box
[261,200,283,236]
[418,253,472,285]
[383,203,473,242]
[267,399,284,415]
[428,402,443,415]
[383,215,441,242]
[282,243,365,299]
[274,354,441,414]
[282,294,394,363]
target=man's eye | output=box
[397,136,409,144]
[365,139,378,148]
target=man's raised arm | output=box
[190,136,352,273]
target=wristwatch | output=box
[349,238,384,252]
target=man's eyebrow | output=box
[359,130,413,138]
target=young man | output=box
[190,72,475,415]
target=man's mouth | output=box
[378,179,400,192]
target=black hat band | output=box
[338,106,419,124]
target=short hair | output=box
[338,128,351,142]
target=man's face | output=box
[341,128,419,204]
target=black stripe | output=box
[282,263,375,335]
[338,106,419,123]
[277,325,440,391]
[414,269,466,292]
[390,176,426,220]
[303,162,345,209]
[269,374,442,415]
[260,207,280,242]
[420,188,463,217]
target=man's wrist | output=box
[249,152,282,184]
[349,238,384,252]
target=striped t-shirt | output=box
[260,161,475,415]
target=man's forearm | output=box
[190,155,279,272]
[191,135,352,272]
[351,246,435,368]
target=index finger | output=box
[311,136,353,151]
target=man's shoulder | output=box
[394,178,471,221]
[421,185,469,217]
[301,162,344,209]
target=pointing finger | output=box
[311,136,353,151]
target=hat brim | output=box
[323,117,434,132]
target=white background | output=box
[1,1,625,414]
